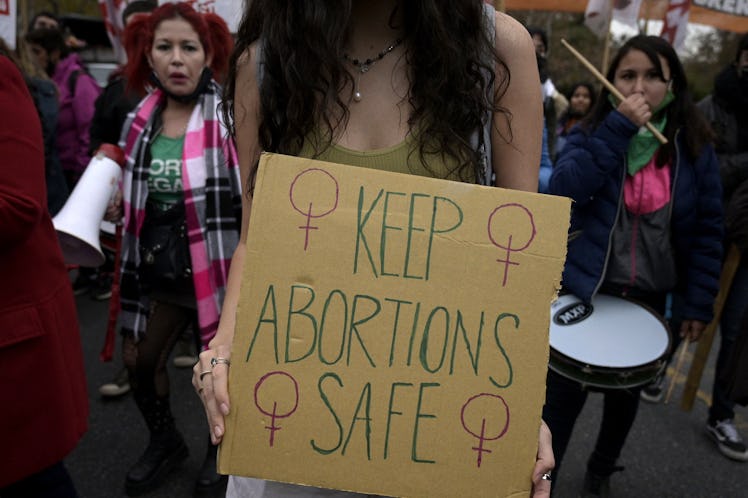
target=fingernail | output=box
[220,403,230,415]
[214,425,223,438]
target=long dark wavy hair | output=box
[584,35,713,167]
[222,0,511,183]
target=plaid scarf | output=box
[118,82,242,346]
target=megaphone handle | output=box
[100,223,123,362]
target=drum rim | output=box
[548,348,667,389]
[548,347,666,374]
[548,360,666,389]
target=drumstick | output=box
[559,38,668,145]
[664,340,689,404]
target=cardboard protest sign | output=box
[220,153,570,497]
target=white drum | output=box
[549,294,671,389]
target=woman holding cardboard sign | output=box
[545,35,723,496]
[193,1,554,497]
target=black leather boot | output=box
[125,429,188,496]
[195,436,228,495]
[125,395,188,496]
[580,470,611,498]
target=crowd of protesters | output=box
[0,2,746,498]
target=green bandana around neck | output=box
[608,90,674,175]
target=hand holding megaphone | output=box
[53,144,126,267]
[100,144,125,223]
[104,187,123,223]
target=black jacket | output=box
[88,73,143,155]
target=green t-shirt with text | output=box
[148,134,184,208]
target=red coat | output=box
[0,56,88,486]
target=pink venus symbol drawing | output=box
[460,393,510,468]
[253,371,300,447]
[289,168,339,251]
[487,203,536,286]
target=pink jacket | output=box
[52,53,101,175]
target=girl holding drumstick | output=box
[545,35,723,496]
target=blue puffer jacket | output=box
[549,110,723,323]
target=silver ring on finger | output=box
[199,370,212,382]
[210,357,231,368]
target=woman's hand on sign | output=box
[193,341,232,445]
[531,419,555,498]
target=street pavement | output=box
[66,293,747,498]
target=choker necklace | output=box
[343,37,403,102]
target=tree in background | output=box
[684,30,743,101]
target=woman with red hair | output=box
[105,3,241,495]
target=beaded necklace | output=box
[343,37,403,102]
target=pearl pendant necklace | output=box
[353,65,370,102]
[343,37,403,102]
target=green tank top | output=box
[297,133,474,183]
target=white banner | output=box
[100,0,245,63]
[0,0,16,50]
[98,0,128,63]
[615,0,644,27]
[692,0,748,16]
[160,0,244,33]
[585,0,644,38]
[585,0,613,37]
[508,0,745,33]
[660,0,691,50]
